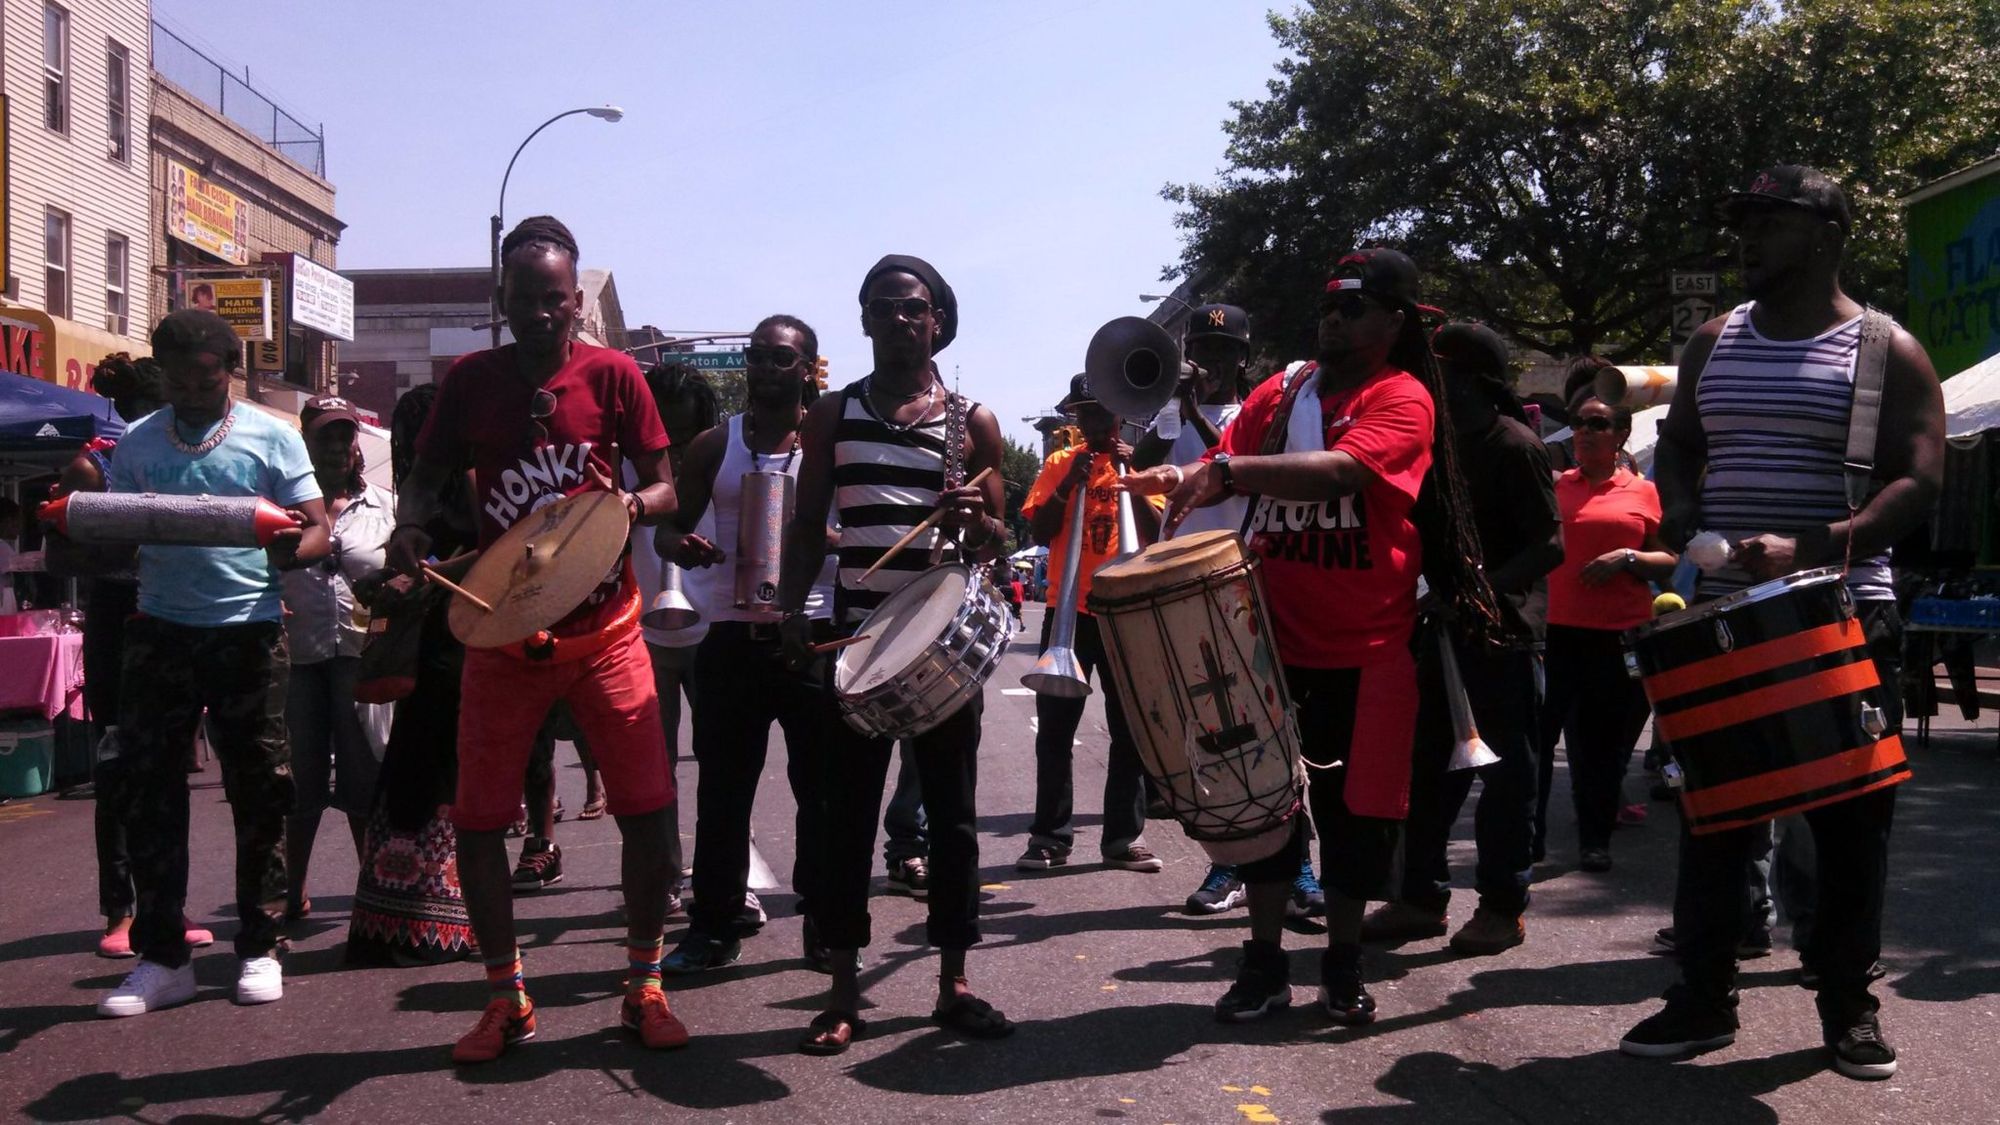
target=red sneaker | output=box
[452,997,536,1064]
[621,985,690,1050]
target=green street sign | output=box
[669,350,745,371]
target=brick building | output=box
[149,18,345,415]
[0,0,154,390]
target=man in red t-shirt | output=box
[386,216,687,1063]
[1125,248,1503,1026]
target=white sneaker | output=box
[234,956,284,1005]
[97,959,197,1018]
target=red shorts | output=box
[452,627,672,831]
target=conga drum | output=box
[1626,567,1911,835]
[1088,529,1304,864]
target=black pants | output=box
[1237,666,1399,901]
[803,666,982,951]
[1671,600,1903,1027]
[1400,634,1541,915]
[85,580,138,920]
[686,622,826,938]
[1027,611,1148,856]
[1540,624,1653,851]
[113,617,293,965]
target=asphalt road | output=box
[3,602,1997,1123]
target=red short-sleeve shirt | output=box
[417,343,668,636]
[1546,467,1661,631]
[1218,364,1433,668]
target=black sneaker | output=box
[1619,988,1739,1058]
[1318,945,1376,1025]
[1015,843,1071,871]
[510,841,563,891]
[1798,959,1887,991]
[1579,847,1613,873]
[661,932,742,975]
[1185,866,1246,915]
[1215,942,1291,1023]
[1827,1015,1898,1079]
[886,856,931,899]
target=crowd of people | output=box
[43,163,1940,1085]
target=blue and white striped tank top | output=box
[831,381,964,627]
[1695,302,1891,601]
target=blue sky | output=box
[153,1,1288,446]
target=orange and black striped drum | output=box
[1625,567,1910,836]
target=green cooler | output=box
[0,716,56,798]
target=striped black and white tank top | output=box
[831,380,965,627]
[1695,302,1891,601]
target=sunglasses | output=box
[1574,415,1617,433]
[529,388,557,445]
[744,345,806,369]
[865,296,934,321]
[1319,292,1381,320]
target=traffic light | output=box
[813,355,829,391]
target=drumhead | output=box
[1091,528,1246,604]
[835,566,972,695]
[1634,565,1845,639]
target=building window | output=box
[45,210,71,318]
[106,41,130,162]
[105,234,129,335]
[43,3,69,134]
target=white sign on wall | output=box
[291,255,355,341]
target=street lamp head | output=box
[586,105,625,121]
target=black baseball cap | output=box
[150,309,242,368]
[1184,303,1250,345]
[1715,165,1852,232]
[1055,372,1095,415]
[1325,248,1423,313]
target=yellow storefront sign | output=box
[166,160,250,265]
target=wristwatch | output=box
[1212,452,1237,495]
[1624,548,1638,570]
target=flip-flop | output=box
[578,796,608,821]
[799,1010,867,1056]
[932,993,1015,1040]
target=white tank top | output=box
[710,413,833,622]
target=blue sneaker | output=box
[1287,864,1326,918]
[1185,865,1245,914]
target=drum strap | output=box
[1842,308,1894,575]
[934,388,971,566]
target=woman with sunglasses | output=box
[1540,387,1678,874]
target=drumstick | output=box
[422,564,494,614]
[811,634,873,654]
[859,466,996,582]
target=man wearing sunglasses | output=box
[386,215,687,1064]
[1125,248,1506,1027]
[654,314,842,975]
[1363,322,1560,957]
[776,254,1012,1054]
[1624,167,1943,1081]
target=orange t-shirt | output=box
[1546,467,1661,631]
[1021,446,1167,613]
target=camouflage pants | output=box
[109,617,294,965]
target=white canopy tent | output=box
[1942,350,2000,444]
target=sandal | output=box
[578,794,608,821]
[932,992,1015,1040]
[799,1010,866,1056]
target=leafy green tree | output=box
[1000,435,1044,555]
[1166,0,2000,362]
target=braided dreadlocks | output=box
[1396,315,1507,649]
[500,215,579,267]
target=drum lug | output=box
[1712,618,1734,653]
[1837,583,1855,620]
[1859,702,1888,739]
[1622,648,1642,680]
[1661,761,1685,791]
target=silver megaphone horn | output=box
[1440,627,1498,771]
[642,563,702,631]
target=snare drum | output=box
[1626,567,1910,835]
[834,564,1012,740]
[1088,529,1304,865]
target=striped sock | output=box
[628,939,665,994]
[484,951,527,1009]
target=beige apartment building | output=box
[0,0,153,390]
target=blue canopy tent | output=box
[0,369,124,478]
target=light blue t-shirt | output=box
[108,402,321,626]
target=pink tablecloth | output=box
[0,633,87,721]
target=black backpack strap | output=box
[1845,308,1894,513]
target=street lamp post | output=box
[1138,293,1196,314]
[489,105,625,347]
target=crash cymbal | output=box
[448,489,632,648]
